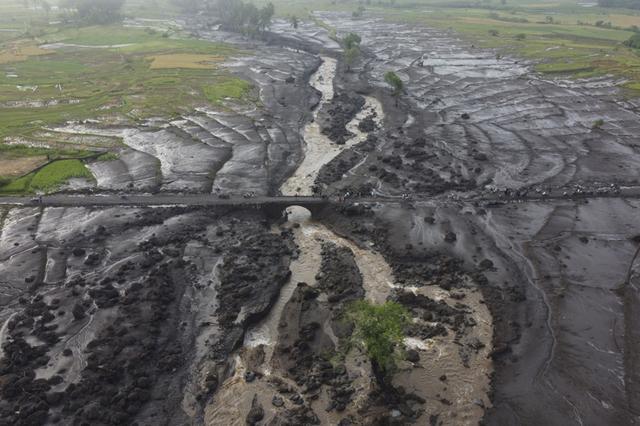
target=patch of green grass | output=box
[96,152,119,161]
[0,144,93,160]
[0,158,96,194]
[33,159,93,192]
[52,26,161,46]
[0,173,34,193]
[204,78,253,104]
[0,21,253,180]
[535,61,595,73]
[624,81,640,90]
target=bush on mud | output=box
[342,33,362,71]
[342,33,362,50]
[346,300,410,383]
[384,71,404,106]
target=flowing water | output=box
[280,56,383,196]
[223,48,491,425]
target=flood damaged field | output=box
[1,3,640,426]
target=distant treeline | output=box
[173,0,275,35]
[60,0,126,24]
[598,0,640,9]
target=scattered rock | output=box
[246,394,264,425]
[405,349,420,363]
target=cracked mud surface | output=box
[1,12,640,426]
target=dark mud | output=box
[0,206,295,425]
[317,92,366,145]
[283,11,640,425]
[2,11,640,426]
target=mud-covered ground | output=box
[1,11,640,426]
[279,12,640,425]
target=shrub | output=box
[342,33,362,49]
[625,33,640,49]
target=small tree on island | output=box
[344,46,360,71]
[343,32,362,49]
[346,300,410,388]
[290,15,299,29]
[342,32,362,71]
[384,71,404,106]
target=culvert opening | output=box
[284,205,312,224]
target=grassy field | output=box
[0,25,247,140]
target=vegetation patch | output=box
[0,159,93,194]
[0,43,52,64]
[535,61,595,73]
[96,152,120,161]
[346,300,410,380]
[0,144,94,192]
[0,144,93,163]
[148,53,224,69]
[204,78,253,104]
[0,26,245,137]
[30,159,94,191]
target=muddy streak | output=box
[219,204,398,424]
[244,207,322,371]
[291,210,394,303]
[396,284,493,426]
[281,56,337,195]
[244,200,395,373]
[0,312,17,361]
[204,354,268,426]
[281,56,384,195]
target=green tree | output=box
[344,46,360,71]
[342,33,362,71]
[353,5,365,17]
[343,32,362,50]
[384,71,403,106]
[346,300,410,387]
[259,2,274,32]
[625,33,640,49]
[213,0,274,37]
[63,0,125,25]
[290,15,299,29]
